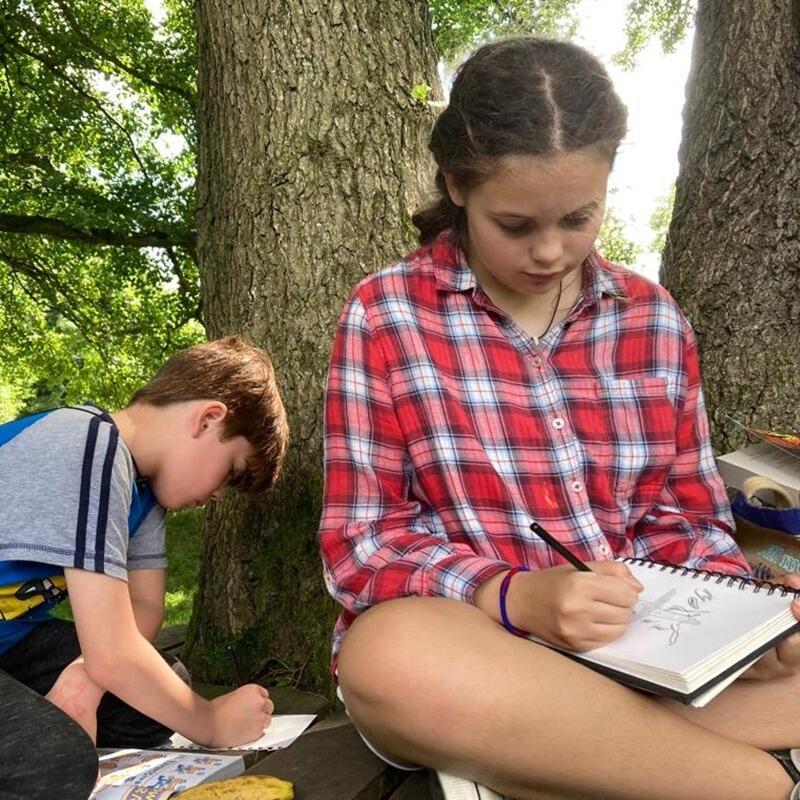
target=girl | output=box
[319,37,800,800]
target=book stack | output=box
[718,442,800,505]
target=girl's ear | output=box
[443,172,466,207]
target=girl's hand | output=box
[743,572,800,681]
[207,684,273,748]
[504,563,643,651]
[45,659,105,743]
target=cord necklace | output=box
[532,278,564,344]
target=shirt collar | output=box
[431,231,629,303]
[582,250,629,306]
[431,231,478,293]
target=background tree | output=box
[649,185,675,258]
[660,0,800,451]
[596,208,642,267]
[187,0,605,693]
[0,0,586,694]
[613,0,694,68]
[187,0,440,689]
[0,0,200,411]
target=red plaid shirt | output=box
[320,233,748,659]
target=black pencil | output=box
[530,522,592,572]
[227,645,244,688]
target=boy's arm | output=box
[64,567,271,747]
[48,569,166,741]
[128,568,166,642]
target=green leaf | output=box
[428,0,580,62]
[410,83,433,105]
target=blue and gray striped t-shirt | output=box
[0,405,166,653]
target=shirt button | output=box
[571,480,582,492]
[531,355,542,368]
[599,544,611,556]
[552,417,565,430]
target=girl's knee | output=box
[338,597,489,705]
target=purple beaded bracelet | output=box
[499,566,530,636]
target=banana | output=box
[178,775,294,799]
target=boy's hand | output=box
[207,684,274,748]
[45,659,105,743]
[502,563,643,651]
[743,572,800,681]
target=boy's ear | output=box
[192,400,228,438]
[443,172,466,208]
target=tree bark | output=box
[188,0,439,693]
[661,0,800,453]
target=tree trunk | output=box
[661,0,800,453]
[187,1,440,694]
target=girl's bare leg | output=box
[662,670,800,749]
[337,597,798,800]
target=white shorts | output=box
[335,679,423,771]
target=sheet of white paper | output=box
[166,714,316,752]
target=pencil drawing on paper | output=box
[634,586,714,645]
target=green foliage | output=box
[410,82,433,105]
[429,0,580,62]
[649,184,675,257]
[615,0,696,69]
[0,238,203,413]
[163,508,203,626]
[596,207,642,267]
[0,0,200,411]
[0,369,31,419]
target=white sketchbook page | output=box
[575,562,795,675]
[688,658,758,708]
[166,714,316,752]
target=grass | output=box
[162,508,203,626]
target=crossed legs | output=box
[337,597,800,800]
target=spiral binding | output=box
[620,557,800,597]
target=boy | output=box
[0,336,288,799]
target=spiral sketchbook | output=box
[530,558,800,707]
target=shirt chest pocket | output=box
[565,377,678,503]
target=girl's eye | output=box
[497,222,531,235]
[563,215,591,229]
